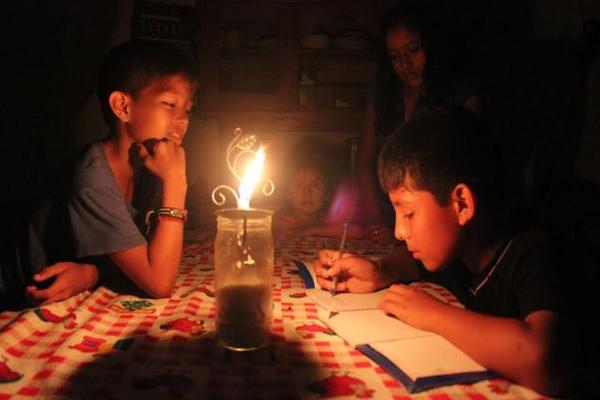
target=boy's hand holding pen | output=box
[329,223,349,297]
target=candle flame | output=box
[238,147,265,209]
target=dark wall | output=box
[1,0,598,390]
[2,0,596,239]
[1,1,126,221]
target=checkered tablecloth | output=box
[0,233,548,399]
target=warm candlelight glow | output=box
[238,147,265,209]
[211,128,273,209]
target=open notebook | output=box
[292,259,495,393]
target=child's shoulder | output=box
[500,228,559,281]
[507,229,551,257]
[72,142,114,189]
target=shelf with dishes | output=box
[298,49,376,58]
[299,30,373,52]
[297,83,367,109]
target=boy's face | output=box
[127,74,194,145]
[389,184,460,271]
[287,168,326,218]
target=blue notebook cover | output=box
[357,344,496,393]
[293,259,316,288]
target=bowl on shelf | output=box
[338,28,369,38]
[333,36,370,51]
[300,34,332,50]
[256,34,279,49]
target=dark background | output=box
[1,0,599,392]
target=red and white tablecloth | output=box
[0,233,548,399]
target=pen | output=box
[330,222,348,297]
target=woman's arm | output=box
[464,95,482,115]
[357,106,385,224]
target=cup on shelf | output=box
[300,33,332,50]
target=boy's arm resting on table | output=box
[314,245,419,293]
[436,308,570,396]
[380,286,572,396]
[25,262,99,305]
[109,190,186,298]
[110,142,187,298]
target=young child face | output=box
[388,182,460,271]
[287,168,326,218]
[386,26,426,90]
[127,74,194,145]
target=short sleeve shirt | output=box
[418,230,564,319]
[27,142,157,272]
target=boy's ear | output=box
[451,183,475,226]
[108,91,132,123]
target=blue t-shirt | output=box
[27,142,158,273]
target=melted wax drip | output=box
[235,230,256,269]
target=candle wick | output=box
[242,216,247,246]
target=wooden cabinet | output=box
[131,0,198,50]
[197,0,383,135]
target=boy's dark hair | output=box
[378,108,505,216]
[97,40,197,128]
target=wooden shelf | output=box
[198,0,382,134]
[198,107,365,133]
[221,47,280,55]
[298,48,376,57]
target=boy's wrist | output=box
[161,179,187,208]
[81,263,99,290]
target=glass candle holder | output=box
[214,208,274,351]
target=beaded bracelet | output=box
[145,207,188,234]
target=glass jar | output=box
[214,208,274,351]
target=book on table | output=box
[292,259,496,393]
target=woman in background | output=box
[357,1,481,241]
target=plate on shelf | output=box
[300,34,332,50]
[334,36,370,51]
[256,34,279,49]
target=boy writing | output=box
[2,41,196,308]
[313,109,574,396]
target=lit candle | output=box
[211,129,273,210]
[238,147,265,210]
[211,128,275,352]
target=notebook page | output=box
[369,335,486,380]
[307,289,387,312]
[321,308,434,347]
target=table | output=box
[0,233,548,399]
